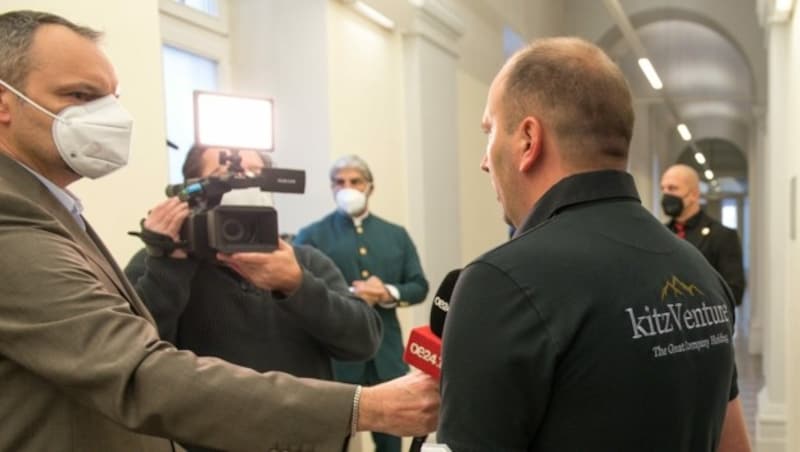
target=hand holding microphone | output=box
[403,269,461,452]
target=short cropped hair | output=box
[502,37,634,169]
[0,10,101,89]
[329,155,374,184]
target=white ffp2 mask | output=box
[335,188,367,216]
[0,79,134,179]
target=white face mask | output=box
[335,187,367,216]
[220,187,274,207]
[0,79,134,179]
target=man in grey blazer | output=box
[0,10,438,452]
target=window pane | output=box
[173,0,219,16]
[721,198,738,230]
[162,45,218,183]
[503,26,525,59]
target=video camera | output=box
[165,149,305,260]
[168,90,302,260]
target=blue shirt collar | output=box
[19,163,86,230]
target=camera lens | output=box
[221,218,247,243]
[209,206,278,253]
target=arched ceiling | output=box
[610,19,754,124]
[587,0,762,194]
[680,138,748,175]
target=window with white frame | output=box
[162,46,219,183]
[503,26,525,59]
[721,198,738,230]
[159,0,230,182]
[173,0,220,16]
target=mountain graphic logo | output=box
[660,275,704,301]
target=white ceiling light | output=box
[694,152,706,165]
[776,0,795,14]
[677,123,692,141]
[773,0,795,21]
[351,1,395,29]
[637,58,663,90]
[704,169,715,180]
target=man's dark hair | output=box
[0,10,101,89]
[182,144,273,180]
[502,37,634,170]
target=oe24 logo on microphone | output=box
[409,342,441,368]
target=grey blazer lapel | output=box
[0,154,154,323]
[83,221,155,323]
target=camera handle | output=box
[128,219,186,257]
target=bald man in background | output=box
[660,164,746,306]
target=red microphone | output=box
[403,270,461,452]
[403,269,460,377]
[403,325,443,379]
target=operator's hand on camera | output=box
[143,197,190,259]
[351,275,392,306]
[216,239,303,295]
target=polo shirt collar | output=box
[517,170,640,235]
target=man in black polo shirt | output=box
[438,37,750,451]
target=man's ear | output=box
[518,116,542,172]
[0,87,13,124]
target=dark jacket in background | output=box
[667,209,746,306]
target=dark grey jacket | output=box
[125,245,382,379]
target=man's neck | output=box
[0,143,77,188]
[676,205,700,224]
[350,209,370,226]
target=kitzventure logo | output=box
[660,275,704,300]
[625,275,730,358]
[624,275,731,358]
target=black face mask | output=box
[661,193,684,218]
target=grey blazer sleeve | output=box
[0,200,355,452]
[285,245,383,361]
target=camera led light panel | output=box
[194,91,274,151]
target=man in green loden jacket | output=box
[295,155,429,452]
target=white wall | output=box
[779,6,800,449]
[230,0,333,236]
[4,0,168,265]
[629,102,655,211]
[456,70,508,262]
[327,1,409,227]
[757,5,800,449]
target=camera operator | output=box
[125,145,383,408]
